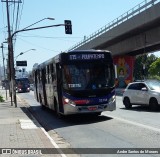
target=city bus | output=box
[32,50,116,116]
[15,77,30,93]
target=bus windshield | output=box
[62,63,115,91]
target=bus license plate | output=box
[88,106,98,111]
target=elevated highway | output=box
[68,0,160,56]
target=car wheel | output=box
[149,98,158,111]
[123,97,132,109]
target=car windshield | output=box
[145,80,160,90]
[62,63,115,91]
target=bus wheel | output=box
[39,94,45,110]
[54,100,62,118]
[94,112,101,116]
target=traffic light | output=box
[64,20,72,34]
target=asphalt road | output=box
[17,91,160,157]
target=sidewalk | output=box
[0,88,62,157]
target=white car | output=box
[122,80,160,111]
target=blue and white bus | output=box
[32,50,116,116]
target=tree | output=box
[148,58,160,76]
[133,54,158,80]
[133,54,147,80]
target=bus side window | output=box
[48,65,50,84]
[38,70,40,83]
[50,63,55,82]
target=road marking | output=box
[40,127,67,157]
[17,95,21,102]
[19,119,38,129]
[103,114,160,133]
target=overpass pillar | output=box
[113,55,135,88]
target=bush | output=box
[0,95,4,102]
[148,75,160,81]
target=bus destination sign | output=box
[69,54,105,60]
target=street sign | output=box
[16,61,27,66]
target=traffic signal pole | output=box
[4,14,72,107]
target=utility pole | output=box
[0,43,8,100]
[2,0,21,107]
[6,0,13,106]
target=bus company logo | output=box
[85,100,90,104]
[2,149,11,154]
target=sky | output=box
[0,0,160,72]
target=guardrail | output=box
[68,0,160,51]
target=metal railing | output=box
[68,0,160,51]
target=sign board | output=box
[16,61,27,66]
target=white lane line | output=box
[17,95,21,102]
[103,114,160,133]
[40,127,67,157]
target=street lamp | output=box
[14,49,36,61]
[22,17,55,30]
[8,18,55,107]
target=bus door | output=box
[34,70,39,101]
[41,68,48,106]
[56,63,64,113]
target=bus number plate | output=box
[88,106,98,111]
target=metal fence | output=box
[68,0,160,51]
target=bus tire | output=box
[39,94,45,110]
[94,112,101,116]
[54,99,62,118]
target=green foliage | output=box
[148,75,160,81]
[0,95,4,102]
[148,58,160,76]
[133,54,158,80]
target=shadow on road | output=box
[22,105,113,131]
[120,105,160,112]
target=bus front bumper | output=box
[63,100,116,115]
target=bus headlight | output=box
[108,95,115,103]
[63,97,76,106]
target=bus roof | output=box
[67,49,111,53]
[32,49,112,70]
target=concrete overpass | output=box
[68,0,160,56]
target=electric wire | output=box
[11,0,16,33]
[17,36,60,53]
[13,0,24,49]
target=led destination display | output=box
[69,54,105,60]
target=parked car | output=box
[122,80,160,111]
